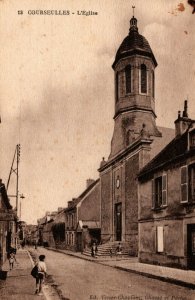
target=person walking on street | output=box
[35,254,47,295]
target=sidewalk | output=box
[0,249,45,300]
[47,247,195,290]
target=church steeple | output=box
[109,15,161,159]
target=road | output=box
[32,247,195,300]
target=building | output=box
[99,15,174,255]
[50,207,66,249]
[37,211,58,247]
[24,224,38,246]
[138,101,195,269]
[0,180,17,267]
[65,179,100,252]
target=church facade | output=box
[99,15,174,254]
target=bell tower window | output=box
[125,65,132,94]
[152,70,155,98]
[140,64,147,94]
[116,72,119,102]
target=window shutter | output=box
[181,165,188,202]
[152,179,155,208]
[162,174,167,206]
[156,226,164,253]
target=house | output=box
[0,179,17,266]
[99,14,174,255]
[51,207,66,249]
[138,101,195,269]
[65,179,100,252]
[24,224,38,246]
[37,211,58,247]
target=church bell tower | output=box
[109,13,161,159]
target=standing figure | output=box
[109,246,113,258]
[116,242,122,259]
[35,255,47,295]
[9,252,16,270]
[91,242,98,258]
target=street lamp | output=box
[19,194,25,220]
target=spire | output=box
[129,5,138,33]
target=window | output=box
[152,175,167,209]
[190,133,195,148]
[116,72,119,102]
[140,64,147,94]
[152,70,155,98]
[181,166,188,202]
[156,226,164,253]
[188,164,195,202]
[125,65,132,94]
[71,214,74,228]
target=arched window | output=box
[152,70,155,98]
[116,72,119,102]
[141,64,147,94]
[125,65,132,94]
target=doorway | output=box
[187,224,195,269]
[115,203,122,241]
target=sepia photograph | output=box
[0,0,195,299]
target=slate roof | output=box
[0,183,12,210]
[65,179,100,211]
[150,126,175,160]
[78,220,100,229]
[112,20,157,68]
[138,131,188,180]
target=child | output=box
[35,255,47,295]
[9,252,16,270]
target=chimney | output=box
[86,179,95,188]
[174,100,192,136]
[68,201,72,208]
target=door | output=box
[76,232,82,252]
[115,203,122,241]
[187,224,195,269]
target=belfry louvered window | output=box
[152,70,155,98]
[116,72,119,102]
[125,65,131,94]
[141,64,147,94]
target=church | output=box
[99,14,174,255]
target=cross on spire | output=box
[132,5,135,17]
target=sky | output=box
[0,0,194,224]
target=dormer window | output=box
[125,65,132,94]
[140,64,147,94]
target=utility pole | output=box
[7,144,21,216]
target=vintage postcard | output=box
[0,0,195,299]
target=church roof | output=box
[112,17,157,68]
